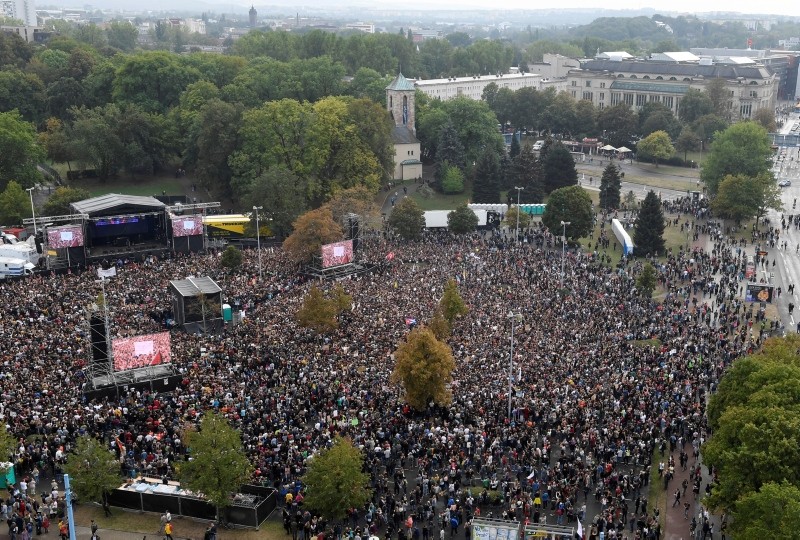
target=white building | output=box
[415,72,541,101]
[345,22,374,33]
[183,18,205,34]
[1,0,37,26]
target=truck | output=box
[0,257,35,279]
[0,243,39,266]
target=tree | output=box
[509,135,521,159]
[729,482,800,539]
[391,326,456,410]
[701,122,773,195]
[597,103,638,149]
[184,99,242,199]
[439,278,468,325]
[543,142,578,194]
[63,435,121,503]
[324,186,379,225]
[674,128,700,163]
[282,208,344,264]
[510,144,544,203]
[678,88,713,124]
[447,204,478,234]
[0,110,44,190]
[0,423,17,472]
[220,246,243,270]
[435,120,465,190]
[388,198,425,241]
[245,168,307,239]
[472,148,501,203]
[633,191,665,257]
[752,108,777,133]
[599,163,622,211]
[106,20,138,51]
[113,51,202,113]
[42,186,90,215]
[542,186,593,241]
[428,309,451,341]
[636,262,657,297]
[636,130,674,167]
[181,412,253,518]
[0,181,31,225]
[440,164,465,194]
[302,437,372,522]
[503,207,531,231]
[713,172,782,229]
[296,286,340,334]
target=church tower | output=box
[248,5,257,27]
[386,73,416,135]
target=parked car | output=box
[779,179,792,187]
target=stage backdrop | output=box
[47,225,84,248]
[111,332,172,372]
[172,215,204,237]
[321,239,353,268]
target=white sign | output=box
[134,341,154,356]
[60,231,74,241]
[333,245,345,257]
[183,220,195,229]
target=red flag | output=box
[150,352,162,366]
[386,252,395,261]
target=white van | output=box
[532,140,545,151]
[0,257,35,279]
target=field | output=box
[69,175,189,197]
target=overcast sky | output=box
[421,0,800,17]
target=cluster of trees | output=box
[703,335,800,536]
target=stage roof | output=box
[71,194,166,216]
[169,276,222,298]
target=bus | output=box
[202,214,272,239]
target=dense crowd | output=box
[0,216,774,540]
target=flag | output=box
[404,317,417,327]
[576,520,583,539]
[97,266,117,278]
[386,251,395,261]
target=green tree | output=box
[599,163,622,210]
[511,144,544,203]
[296,285,339,334]
[675,127,700,163]
[245,168,307,239]
[701,122,773,195]
[0,423,17,472]
[388,197,425,241]
[106,20,138,51]
[42,186,90,215]
[0,181,31,225]
[323,186,379,225]
[503,206,531,232]
[636,130,674,167]
[435,120,465,188]
[542,186,593,241]
[184,99,242,199]
[447,203,478,234]
[220,246,243,270]
[181,412,253,518]
[636,262,657,297]
[633,191,665,257]
[0,69,46,123]
[301,437,372,522]
[113,51,202,113]
[729,482,800,539]
[63,435,121,503]
[509,134,521,159]
[543,142,578,193]
[597,103,638,149]
[0,110,44,190]
[472,148,501,203]
[440,163,465,194]
[439,278,468,325]
[678,88,714,124]
[283,207,344,264]
[752,108,777,132]
[391,326,456,410]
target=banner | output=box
[47,225,84,248]
[745,284,774,303]
[97,267,117,279]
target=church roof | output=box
[386,73,416,91]
[391,126,419,144]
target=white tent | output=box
[601,144,617,151]
[616,146,632,153]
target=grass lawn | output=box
[577,163,700,193]
[648,449,667,532]
[74,503,285,539]
[410,186,472,210]
[69,174,189,197]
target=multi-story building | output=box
[1,0,37,26]
[566,53,777,121]
[345,22,374,34]
[691,47,799,100]
[414,72,542,101]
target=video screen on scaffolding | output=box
[111,332,172,372]
[47,225,84,248]
[172,215,204,237]
[320,239,353,268]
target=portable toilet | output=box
[222,303,232,322]
[0,464,16,489]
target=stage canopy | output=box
[71,194,165,217]
[169,276,222,298]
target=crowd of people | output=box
[0,210,776,540]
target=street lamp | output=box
[507,310,522,419]
[560,221,571,288]
[513,186,524,242]
[253,206,263,281]
[26,187,37,234]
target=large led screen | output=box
[321,239,353,268]
[172,215,204,237]
[111,332,172,372]
[47,225,84,248]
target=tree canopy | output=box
[282,207,344,264]
[391,326,456,410]
[0,110,43,190]
[701,122,773,195]
[63,435,122,503]
[388,197,425,241]
[447,204,479,234]
[542,186,593,241]
[636,130,674,166]
[634,190,666,257]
